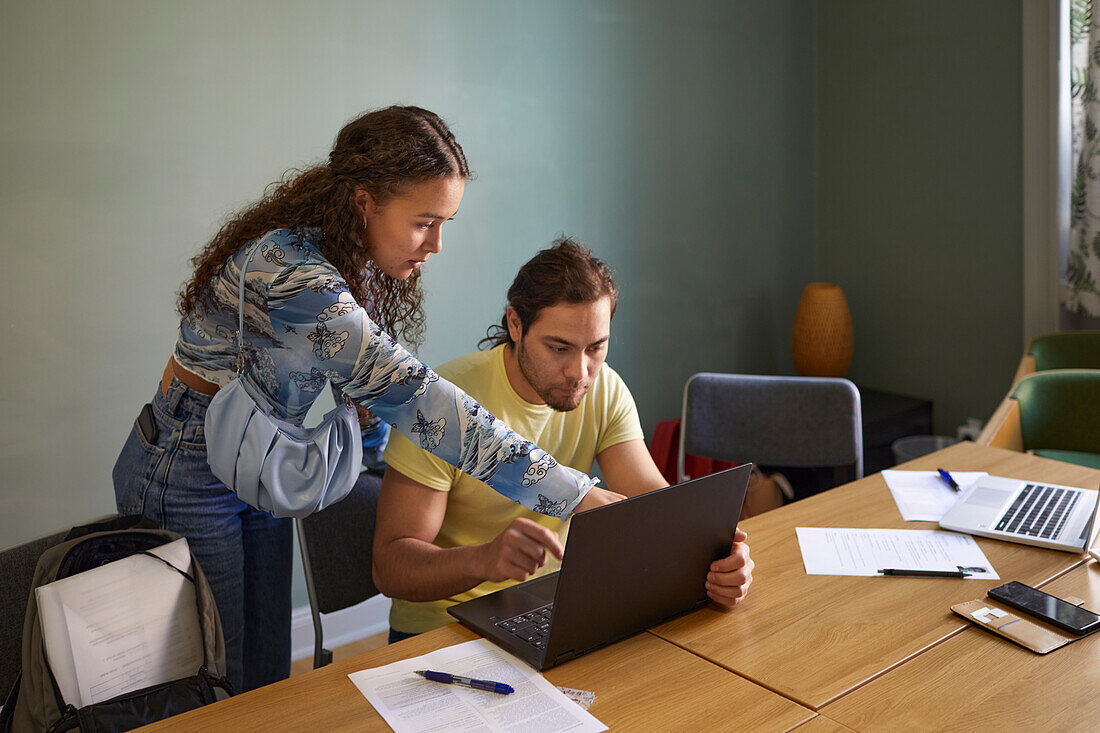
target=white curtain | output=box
[1069,0,1100,318]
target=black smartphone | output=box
[987,581,1100,635]
[136,403,159,445]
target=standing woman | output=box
[113,106,597,692]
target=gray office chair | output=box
[295,472,383,669]
[0,515,115,700]
[678,373,863,492]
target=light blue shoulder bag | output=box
[204,243,362,519]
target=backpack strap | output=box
[0,673,19,733]
[137,551,196,585]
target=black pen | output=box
[414,670,514,694]
[937,468,960,492]
[878,568,971,578]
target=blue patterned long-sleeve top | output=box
[175,228,596,517]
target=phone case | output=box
[951,595,1091,654]
[137,403,159,444]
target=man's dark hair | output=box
[479,236,618,350]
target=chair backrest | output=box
[678,373,863,485]
[1027,331,1100,371]
[295,472,382,668]
[1011,370,1100,455]
[0,527,70,698]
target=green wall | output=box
[814,0,1024,434]
[0,1,814,608]
[2,0,1032,613]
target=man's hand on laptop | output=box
[574,487,628,514]
[706,529,754,610]
[479,518,566,583]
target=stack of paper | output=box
[36,537,204,707]
[349,639,607,733]
[881,470,988,521]
[795,527,999,579]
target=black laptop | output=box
[447,464,752,670]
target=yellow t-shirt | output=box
[383,344,644,633]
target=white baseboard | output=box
[290,594,392,662]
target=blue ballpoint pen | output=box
[414,670,514,695]
[937,468,960,492]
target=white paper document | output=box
[36,537,203,708]
[347,639,607,733]
[795,527,999,579]
[881,470,989,521]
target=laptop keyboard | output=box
[994,483,1080,539]
[495,603,554,649]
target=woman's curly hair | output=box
[177,105,469,347]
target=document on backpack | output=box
[348,638,607,733]
[795,527,999,579]
[35,538,204,707]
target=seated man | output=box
[373,237,754,642]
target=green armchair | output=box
[1012,330,1100,383]
[978,370,1100,470]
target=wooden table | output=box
[822,560,1100,731]
[649,442,1100,710]
[141,443,1098,731]
[140,624,816,732]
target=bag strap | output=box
[0,672,19,732]
[234,236,353,409]
[235,240,262,375]
[137,550,196,585]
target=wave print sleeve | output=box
[266,258,597,517]
[355,322,597,516]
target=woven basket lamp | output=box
[791,283,853,377]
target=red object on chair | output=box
[649,419,737,483]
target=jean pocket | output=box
[113,423,164,516]
[133,408,164,451]
[180,422,207,452]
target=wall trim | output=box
[1021,0,1069,345]
[290,595,392,663]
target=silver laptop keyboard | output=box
[495,603,553,649]
[994,483,1080,539]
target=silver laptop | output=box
[1093,506,1100,562]
[940,475,1099,553]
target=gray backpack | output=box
[0,515,233,732]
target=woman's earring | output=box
[354,189,374,224]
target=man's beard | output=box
[516,340,586,412]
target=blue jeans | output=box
[112,379,292,693]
